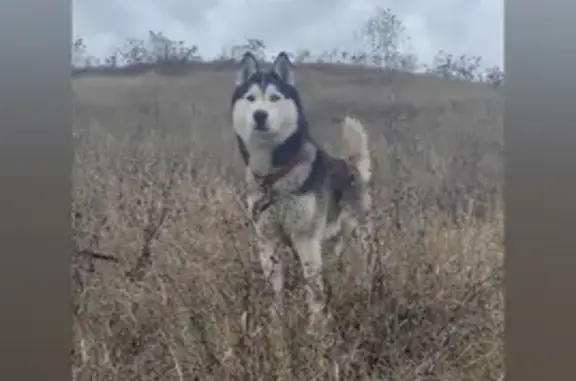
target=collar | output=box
[249,149,306,221]
[249,150,323,222]
[252,149,304,192]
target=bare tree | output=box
[72,38,87,67]
[147,30,199,63]
[428,50,484,81]
[72,38,98,68]
[294,49,311,63]
[484,65,504,88]
[230,38,267,61]
[119,38,149,65]
[359,7,409,69]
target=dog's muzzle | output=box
[253,110,269,131]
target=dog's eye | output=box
[269,94,281,102]
[246,94,256,102]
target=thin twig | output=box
[77,249,119,263]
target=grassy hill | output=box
[72,63,504,381]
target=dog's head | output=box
[232,52,302,145]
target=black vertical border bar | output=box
[506,0,576,380]
[0,0,71,380]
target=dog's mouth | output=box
[250,130,278,146]
[254,122,270,132]
[252,124,275,138]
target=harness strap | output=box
[249,149,352,222]
[250,150,321,221]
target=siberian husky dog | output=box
[231,51,373,324]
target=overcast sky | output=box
[73,0,502,67]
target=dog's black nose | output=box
[253,110,268,128]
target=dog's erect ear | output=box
[271,52,295,85]
[236,52,260,86]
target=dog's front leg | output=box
[258,239,284,319]
[291,235,325,324]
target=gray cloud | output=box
[73,0,502,66]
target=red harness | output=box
[250,151,304,221]
[249,151,355,222]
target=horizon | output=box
[73,0,503,68]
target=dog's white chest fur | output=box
[247,191,319,239]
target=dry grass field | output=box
[71,63,504,381]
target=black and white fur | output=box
[231,52,373,324]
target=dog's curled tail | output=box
[341,116,372,183]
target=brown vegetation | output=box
[72,61,503,381]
